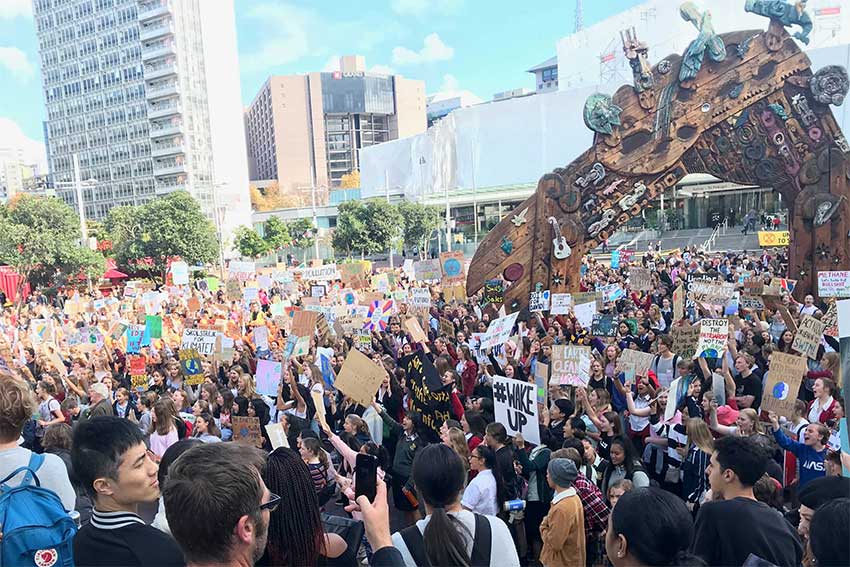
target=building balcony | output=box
[151,141,184,158]
[149,122,183,138]
[138,1,171,22]
[145,82,179,100]
[153,161,187,177]
[147,102,181,120]
[140,21,173,42]
[155,182,186,195]
[144,60,178,80]
[141,42,177,62]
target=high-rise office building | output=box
[33,0,251,242]
[244,55,426,195]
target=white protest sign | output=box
[181,329,220,356]
[492,375,540,445]
[301,264,340,281]
[529,290,551,312]
[696,319,728,358]
[573,301,596,329]
[228,261,256,278]
[253,325,269,350]
[551,344,591,387]
[479,312,519,350]
[550,293,572,315]
[818,271,850,297]
[171,261,189,285]
[410,287,431,309]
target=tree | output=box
[287,218,315,251]
[233,226,270,258]
[340,170,360,189]
[0,195,105,307]
[262,216,291,251]
[106,191,219,283]
[332,201,370,258]
[362,200,402,256]
[398,201,442,258]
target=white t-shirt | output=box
[461,469,499,516]
[0,447,76,512]
[38,397,61,423]
[392,509,520,567]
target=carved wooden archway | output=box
[467,8,850,309]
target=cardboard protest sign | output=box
[671,323,700,360]
[265,422,289,450]
[178,348,204,386]
[232,416,264,448]
[187,296,202,313]
[29,319,55,349]
[292,311,319,338]
[310,284,326,299]
[697,319,728,358]
[439,317,455,338]
[225,279,241,301]
[529,290,551,312]
[818,271,850,298]
[413,259,442,281]
[444,284,466,303]
[440,251,465,284]
[762,352,808,418]
[339,262,369,289]
[492,375,540,445]
[592,314,617,337]
[630,267,652,291]
[408,287,430,310]
[255,359,282,397]
[740,295,765,311]
[181,329,219,356]
[616,348,655,377]
[334,349,387,408]
[573,301,596,330]
[316,314,331,344]
[403,317,429,344]
[550,293,572,315]
[145,315,162,339]
[310,388,328,429]
[551,344,591,387]
[792,315,827,359]
[479,312,519,349]
[484,280,504,306]
[400,351,452,435]
[822,301,838,338]
[673,285,684,321]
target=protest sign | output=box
[551,344,591,387]
[479,312,519,349]
[743,277,764,296]
[697,319,728,358]
[109,320,129,341]
[310,389,327,429]
[818,271,850,297]
[228,261,256,279]
[371,273,389,293]
[792,315,827,359]
[592,314,617,337]
[403,317,429,344]
[265,422,289,450]
[529,290,551,312]
[673,285,685,321]
[126,325,144,354]
[610,249,620,269]
[29,319,55,348]
[334,349,387,408]
[178,348,204,386]
[171,261,189,285]
[740,295,765,311]
[757,231,790,247]
[572,291,601,311]
[310,284,326,298]
[145,315,162,339]
[762,352,808,418]
[413,259,442,281]
[630,267,652,291]
[253,325,269,351]
[550,293,572,315]
[671,323,700,360]
[300,264,339,282]
[484,280,504,306]
[665,377,682,422]
[599,284,625,303]
[225,279,241,301]
[492,375,540,445]
[822,301,838,338]
[410,287,431,309]
[400,351,452,435]
[440,251,465,284]
[243,286,259,304]
[181,329,219,356]
[534,362,549,406]
[232,416,263,448]
[689,281,735,305]
[339,261,370,289]
[316,314,331,344]
[187,296,201,313]
[573,301,596,330]
[364,300,393,332]
[439,317,455,338]
[444,284,467,303]
[292,311,319,338]
[616,348,656,377]
[255,359,282,397]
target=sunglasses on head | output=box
[259,493,281,512]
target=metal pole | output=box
[385,170,394,269]
[211,183,225,278]
[445,184,451,253]
[471,144,478,246]
[73,153,88,244]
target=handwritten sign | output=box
[551,344,591,387]
[255,359,282,396]
[792,315,827,359]
[232,416,263,448]
[292,311,319,338]
[492,375,540,445]
[529,290,551,312]
[413,259,442,281]
[179,348,204,386]
[409,287,431,309]
[265,422,289,450]
[630,267,652,291]
[616,348,656,378]
[301,264,339,282]
[573,301,596,330]
[592,314,617,337]
[439,251,465,284]
[550,293,572,315]
[403,316,429,344]
[484,280,504,305]
[534,362,549,406]
[479,312,519,350]
[762,352,808,418]
[697,319,728,358]
[334,349,387,407]
[181,329,219,356]
[818,271,850,298]
[671,323,700,360]
[673,284,685,321]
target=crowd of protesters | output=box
[1,242,848,567]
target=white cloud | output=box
[439,73,459,92]
[392,33,454,65]
[0,0,32,19]
[0,117,48,173]
[391,0,462,17]
[323,55,341,72]
[369,64,395,75]
[0,47,33,79]
[240,3,312,72]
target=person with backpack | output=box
[71,416,184,566]
[0,376,77,566]
[391,443,520,567]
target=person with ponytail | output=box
[605,487,706,567]
[391,443,520,567]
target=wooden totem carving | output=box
[467,3,850,308]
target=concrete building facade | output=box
[244,56,426,195]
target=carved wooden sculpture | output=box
[467,1,850,308]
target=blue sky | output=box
[0,0,642,151]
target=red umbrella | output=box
[103,268,129,280]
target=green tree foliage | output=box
[105,191,219,283]
[262,216,291,251]
[0,195,105,303]
[397,201,441,258]
[332,201,369,258]
[233,226,271,258]
[362,200,402,256]
[286,218,315,250]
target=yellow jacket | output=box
[540,488,586,567]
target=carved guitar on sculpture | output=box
[467,1,850,310]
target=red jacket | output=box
[807,397,838,424]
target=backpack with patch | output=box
[0,452,77,567]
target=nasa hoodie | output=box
[772,427,826,487]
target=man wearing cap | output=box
[540,458,585,567]
[796,476,850,542]
[79,382,115,426]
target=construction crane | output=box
[575,0,584,33]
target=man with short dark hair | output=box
[72,416,183,566]
[691,436,803,566]
[163,443,271,567]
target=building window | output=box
[541,67,558,82]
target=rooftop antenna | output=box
[575,0,584,33]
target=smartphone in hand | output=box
[354,453,378,502]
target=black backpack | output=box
[399,513,492,567]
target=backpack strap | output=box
[399,524,431,567]
[0,452,44,489]
[469,513,492,567]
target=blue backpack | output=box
[0,452,77,567]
